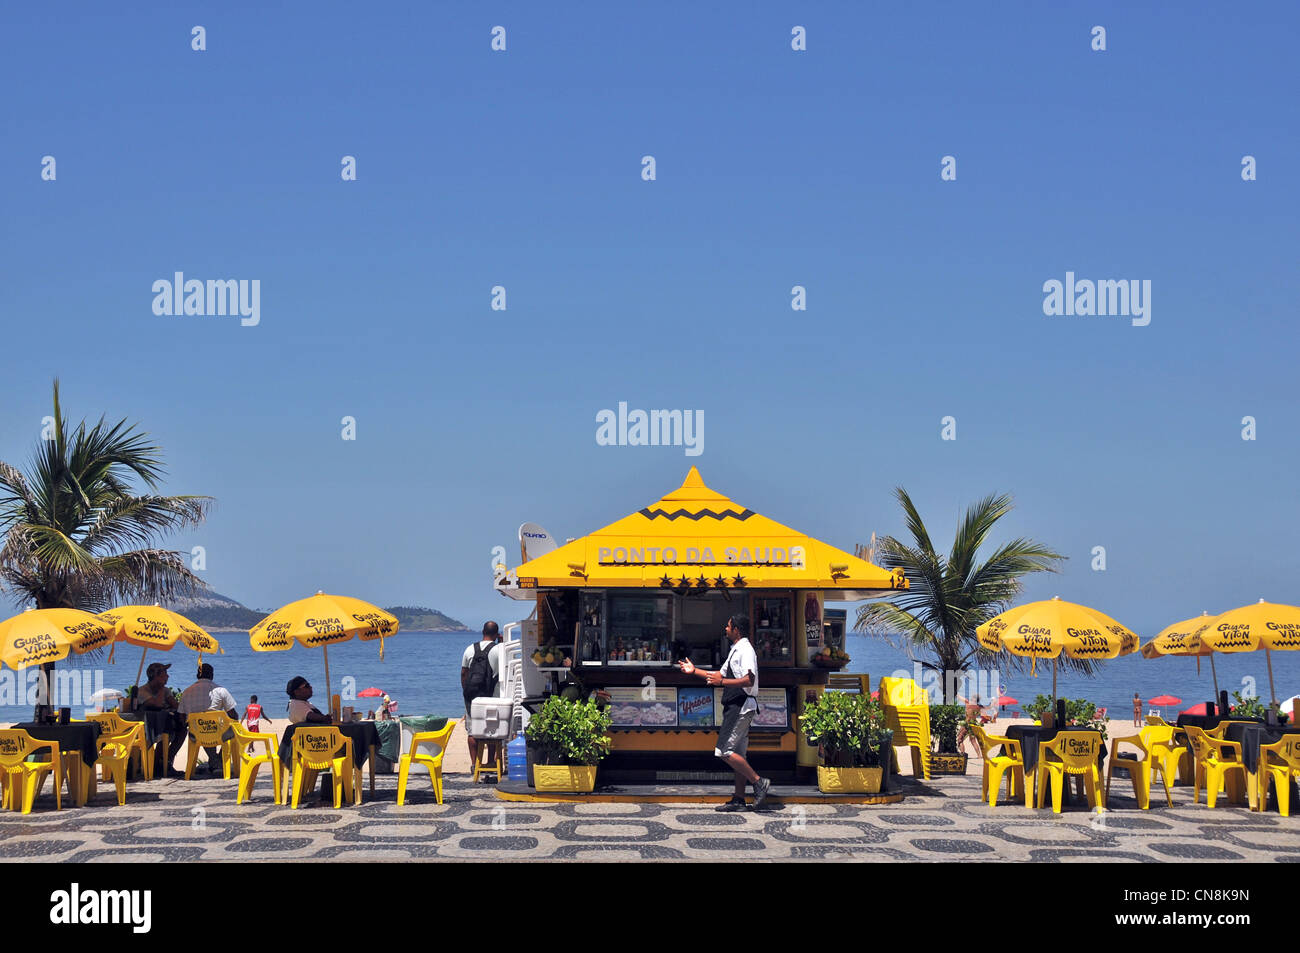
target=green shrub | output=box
[929,703,966,754]
[799,691,890,768]
[1229,691,1290,724]
[1022,694,1108,739]
[524,696,613,766]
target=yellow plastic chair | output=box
[1106,725,1177,809]
[1257,736,1300,817]
[397,720,459,806]
[969,724,1026,807]
[90,737,131,806]
[1184,725,1246,808]
[88,715,151,781]
[1035,731,1103,813]
[471,740,506,784]
[290,728,358,809]
[1207,720,1257,740]
[0,729,62,814]
[185,712,236,780]
[232,724,282,805]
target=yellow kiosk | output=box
[506,468,906,785]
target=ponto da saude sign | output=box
[597,544,804,566]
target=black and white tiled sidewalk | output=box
[0,773,1293,862]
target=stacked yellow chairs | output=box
[87,714,152,781]
[397,719,458,806]
[969,723,1026,807]
[879,676,932,780]
[1257,736,1300,817]
[1184,725,1246,808]
[0,729,62,814]
[1105,725,1179,809]
[1035,731,1104,813]
[232,723,282,805]
[290,727,359,809]
[184,712,236,780]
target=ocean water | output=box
[4,630,1298,722]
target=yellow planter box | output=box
[817,765,883,794]
[532,764,598,793]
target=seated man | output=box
[128,662,186,778]
[179,663,240,775]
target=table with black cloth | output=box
[121,709,180,748]
[15,722,101,807]
[1221,723,1300,811]
[1004,725,1107,807]
[1173,715,1263,787]
[279,721,380,803]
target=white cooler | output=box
[470,697,514,742]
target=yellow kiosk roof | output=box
[513,468,907,594]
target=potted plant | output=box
[523,695,612,792]
[929,703,969,775]
[799,691,892,793]
[1229,691,1290,724]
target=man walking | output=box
[678,615,772,811]
[461,621,503,767]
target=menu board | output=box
[707,687,789,729]
[606,686,678,727]
[754,688,789,729]
[677,687,715,727]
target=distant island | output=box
[162,590,469,632]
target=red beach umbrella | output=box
[1180,702,1211,717]
[996,695,1018,706]
[357,687,385,698]
[1148,694,1182,707]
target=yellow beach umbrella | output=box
[1191,600,1300,704]
[977,596,1139,700]
[249,592,399,716]
[1142,611,1219,699]
[0,607,114,670]
[97,604,222,697]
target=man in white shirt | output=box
[678,615,772,811]
[179,663,239,775]
[461,621,503,765]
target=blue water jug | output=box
[507,734,527,782]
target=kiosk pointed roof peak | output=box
[659,467,729,505]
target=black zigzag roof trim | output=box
[638,506,755,521]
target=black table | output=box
[279,721,381,803]
[16,722,101,768]
[121,710,179,748]
[1005,725,1107,778]
[1221,723,1300,773]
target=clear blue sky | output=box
[1,3,1295,633]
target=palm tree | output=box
[0,380,212,618]
[856,488,1071,704]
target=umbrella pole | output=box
[133,648,149,694]
[1052,657,1058,703]
[1266,646,1277,706]
[323,645,333,719]
[1210,653,1220,701]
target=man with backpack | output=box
[461,621,503,766]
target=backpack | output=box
[463,642,496,702]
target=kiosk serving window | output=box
[605,593,673,665]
